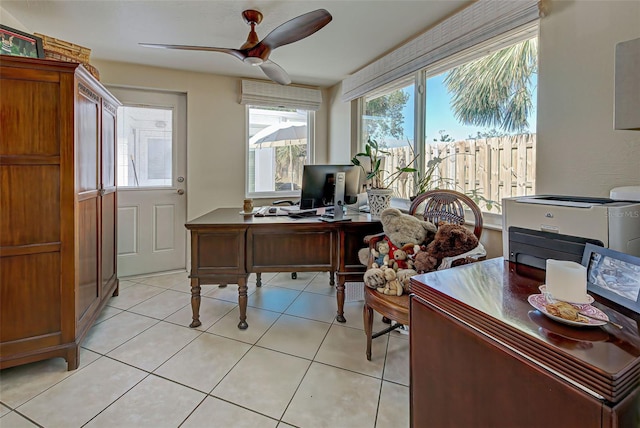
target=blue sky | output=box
[400,72,538,143]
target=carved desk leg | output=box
[329,271,335,286]
[189,276,202,328]
[256,272,262,287]
[336,276,346,323]
[237,275,249,329]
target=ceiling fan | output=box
[140,9,332,85]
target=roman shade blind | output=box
[241,80,323,111]
[341,0,543,102]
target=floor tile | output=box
[82,311,158,355]
[84,374,205,428]
[106,283,165,310]
[248,286,301,312]
[315,324,387,378]
[383,335,410,386]
[0,411,39,427]
[15,357,147,427]
[256,314,331,360]
[154,333,251,393]
[0,404,9,417]
[164,295,236,331]
[303,277,337,296]
[266,271,315,290]
[107,321,201,372]
[116,279,139,291]
[212,347,310,419]
[0,348,100,408]
[94,304,123,324]
[284,291,337,323]
[202,282,258,303]
[135,271,190,289]
[127,289,190,319]
[207,306,280,344]
[376,381,410,428]
[249,272,277,283]
[338,301,389,332]
[181,396,278,428]
[282,362,381,428]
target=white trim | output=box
[342,0,540,102]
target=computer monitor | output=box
[299,165,361,210]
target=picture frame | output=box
[581,243,640,314]
[0,25,44,59]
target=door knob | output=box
[177,189,185,195]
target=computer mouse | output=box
[268,207,277,214]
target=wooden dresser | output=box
[409,258,640,428]
[1,57,120,370]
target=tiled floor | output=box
[0,271,410,428]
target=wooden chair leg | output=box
[363,303,373,361]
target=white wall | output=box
[536,0,640,196]
[91,59,329,221]
[326,82,352,164]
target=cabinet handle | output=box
[98,189,106,196]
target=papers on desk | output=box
[255,206,289,216]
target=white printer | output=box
[502,195,640,269]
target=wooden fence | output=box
[384,134,536,212]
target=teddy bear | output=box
[376,268,404,296]
[358,208,437,266]
[361,208,436,293]
[391,247,412,270]
[413,222,483,273]
[371,240,390,268]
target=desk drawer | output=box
[193,229,245,274]
[247,226,336,271]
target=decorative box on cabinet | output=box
[0,56,120,370]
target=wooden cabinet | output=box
[0,57,120,370]
[409,259,640,428]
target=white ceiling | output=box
[2,0,471,87]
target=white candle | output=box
[545,259,588,303]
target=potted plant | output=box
[352,137,418,216]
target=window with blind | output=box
[352,0,542,213]
[242,80,321,198]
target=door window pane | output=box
[247,106,310,197]
[117,106,173,187]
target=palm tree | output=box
[444,38,537,133]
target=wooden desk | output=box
[185,208,380,329]
[409,258,640,428]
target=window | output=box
[246,106,313,198]
[360,34,538,213]
[117,106,173,187]
[362,78,416,199]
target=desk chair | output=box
[363,189,483,360]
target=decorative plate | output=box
[538,285,594,304]
[528,293,608,327]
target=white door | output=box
[108,87,187,277]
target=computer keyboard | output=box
[287,210,318,219]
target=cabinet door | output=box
[76,80,101,326]
[101,99,118,296]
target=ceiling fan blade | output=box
[259,60,291,85]
[139,43,246,61]
[259,9,332,51]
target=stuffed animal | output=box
[376,268,403,296]
[391,247,412,270]
[396,268,418,293]
[371,240,390,268]
[413,222,481,273]
[358,208,437,266]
